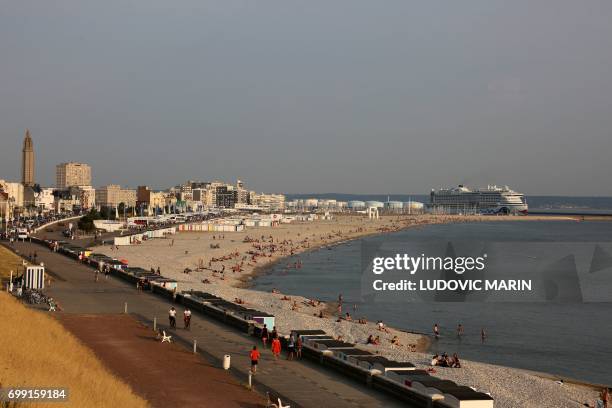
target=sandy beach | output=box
[92,214,600,408]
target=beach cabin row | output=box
[293,331,494,408]
[113,226,177,246]
[177,223,245,232]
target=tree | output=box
[78,209,101,232]
[99,207,116,220]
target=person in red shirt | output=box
[250,345,261,373]
[271,336,281,360]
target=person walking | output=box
[271,336,281,361]
[183,308,192,330]
[169,307,177,328]
[287,333,296,360]
[296,336,303,359]
[481,328,487,343]
[261,324,269,348]
[250,345,260,374]
[433,323,440,339]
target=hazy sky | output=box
[1,1,611,195]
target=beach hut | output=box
[374,359,417,373]
[349,355,389,370]
[23,265,45,289]
[435,385,494,408]
[309,339,355,350]
[151,278,178,290]
[332,348,373,362]
[290,329,325,339]
[384,370,430,385]
[407,376,457,395]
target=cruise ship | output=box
[429,185,528,215]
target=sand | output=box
[91,214,601,408]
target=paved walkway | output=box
[8,241,411,408]
[59,314,265,408]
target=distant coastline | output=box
[287,193,612,211]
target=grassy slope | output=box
[0,292,149,408]
[0,246,25,280]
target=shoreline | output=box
[89,214,603,407]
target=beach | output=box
[91,214,601,408]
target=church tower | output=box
[22,129,35,186]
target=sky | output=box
[1,1,611,195]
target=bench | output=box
[266,391,290,408]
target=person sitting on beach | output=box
[318,310,324,318]
[431,354,440,366]
[391,335,402,347]
[358,317,367,324]
[272,288,280,294]
[367,335,375,345]
[409,344,417,352]
[451,353,461,368]
[344,312,352,321]
[281,295,291,301]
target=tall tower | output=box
[22,129,35,186]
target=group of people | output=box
[168,307,191,330]
[251,324,302,373]
[433,323,487,343]
[431,352,461,368]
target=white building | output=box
[35,188,55,211]
[250,192,285,211]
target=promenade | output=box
[8,240,409,408]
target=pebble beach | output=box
[92,214,600,408]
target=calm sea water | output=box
[253,221,612,385]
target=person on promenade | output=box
[184,308,192,330]
[271,336,281,360]
[250,346,260,374]
[433,323,440,339]
[169,307,176,328]
[271,326,278,340]
[287,334,296,360]
[296,336,302,359]
[261,324,269,348]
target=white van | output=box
[17,228,29,240]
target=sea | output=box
[253,220,612,386]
